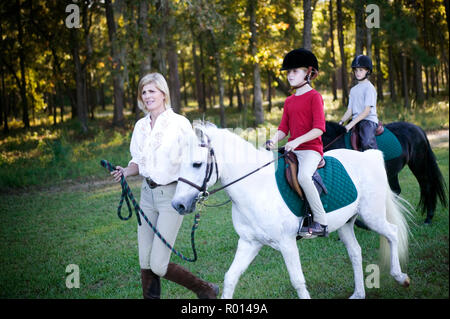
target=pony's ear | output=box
[194,126,204,142]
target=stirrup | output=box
[298,221,328,238]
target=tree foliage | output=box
[0,0,448,132]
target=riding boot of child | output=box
[163,262,219,299]
[302,221,328,237]
[141,268,161,299]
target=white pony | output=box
[172,122,412,299]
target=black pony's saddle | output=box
[350,121,384,151]
[282,149,328,200]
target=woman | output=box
[111,72,218,299]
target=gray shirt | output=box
[347,80,378,124]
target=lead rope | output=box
[100,159,200,262]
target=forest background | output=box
[0,0,448,133]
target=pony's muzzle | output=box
[172,199,195,215]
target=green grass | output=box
[0,148,447,299]
[0,92,448,299]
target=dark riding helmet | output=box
[280,48,319,82]
[281,48,319,72]
[351,55,373,74]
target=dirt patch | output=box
[3,175,143,196]
[427,129,449,149]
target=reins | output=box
[100,159,200,262]
[178,141,287,204]
[206,153,286,196]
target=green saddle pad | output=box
[275,155,358,217]
[344,127,402,161]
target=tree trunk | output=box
[180,55,188,108]
[210,31,225,128]
[337,0,349,106]
[105,0,125,127]
[167,45,182,113]
[329,0,338,101]
[1,66,8,133]
[354,0,364,56]
[444,0,449,35]
[228,78,234,108]
[235,79,243,112]
[191,34,206,112]
[248,0,264,125]
[401,53,410,108]
[414,61,425,103]
[70,28,88,132]
[156,0,168,75]
[374,29,383,101]
[16,0,30,128]
[366,28,372,59]
[412,0,425,104]
[303,0,312,50]
[138,0,152,77]
[165,2,181,113]
[199,34,207,112]
[267,69,272,113]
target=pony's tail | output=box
[414,134,448,217]
[379,190,414,270]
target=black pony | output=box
[323,121,447,224]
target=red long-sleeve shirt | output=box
[278,89,326,156]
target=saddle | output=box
[284,150,328,200]
[350,121,384,151]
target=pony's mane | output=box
[194,121,273,162]
[326,120,347,135]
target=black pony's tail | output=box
[414,134,448,217]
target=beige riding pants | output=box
[293,150,328,226]
[137,180,184,276]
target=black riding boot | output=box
[141,268,161,299]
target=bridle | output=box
[177,136,220,203]
[177,132,287,205]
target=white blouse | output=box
[128,108,194,184]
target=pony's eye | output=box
[193,162,202,168]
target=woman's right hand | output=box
[111,166,126,183]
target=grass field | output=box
[0,93,448,299]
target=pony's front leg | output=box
[222,238,262,299]
[280,239,311,299]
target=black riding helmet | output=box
[351,55,373,74]
[280,48,319,84]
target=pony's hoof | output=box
[349,292,365,299]
[402,276,410,288]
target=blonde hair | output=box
[137,72,171,114]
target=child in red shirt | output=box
[266,48,327,237]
